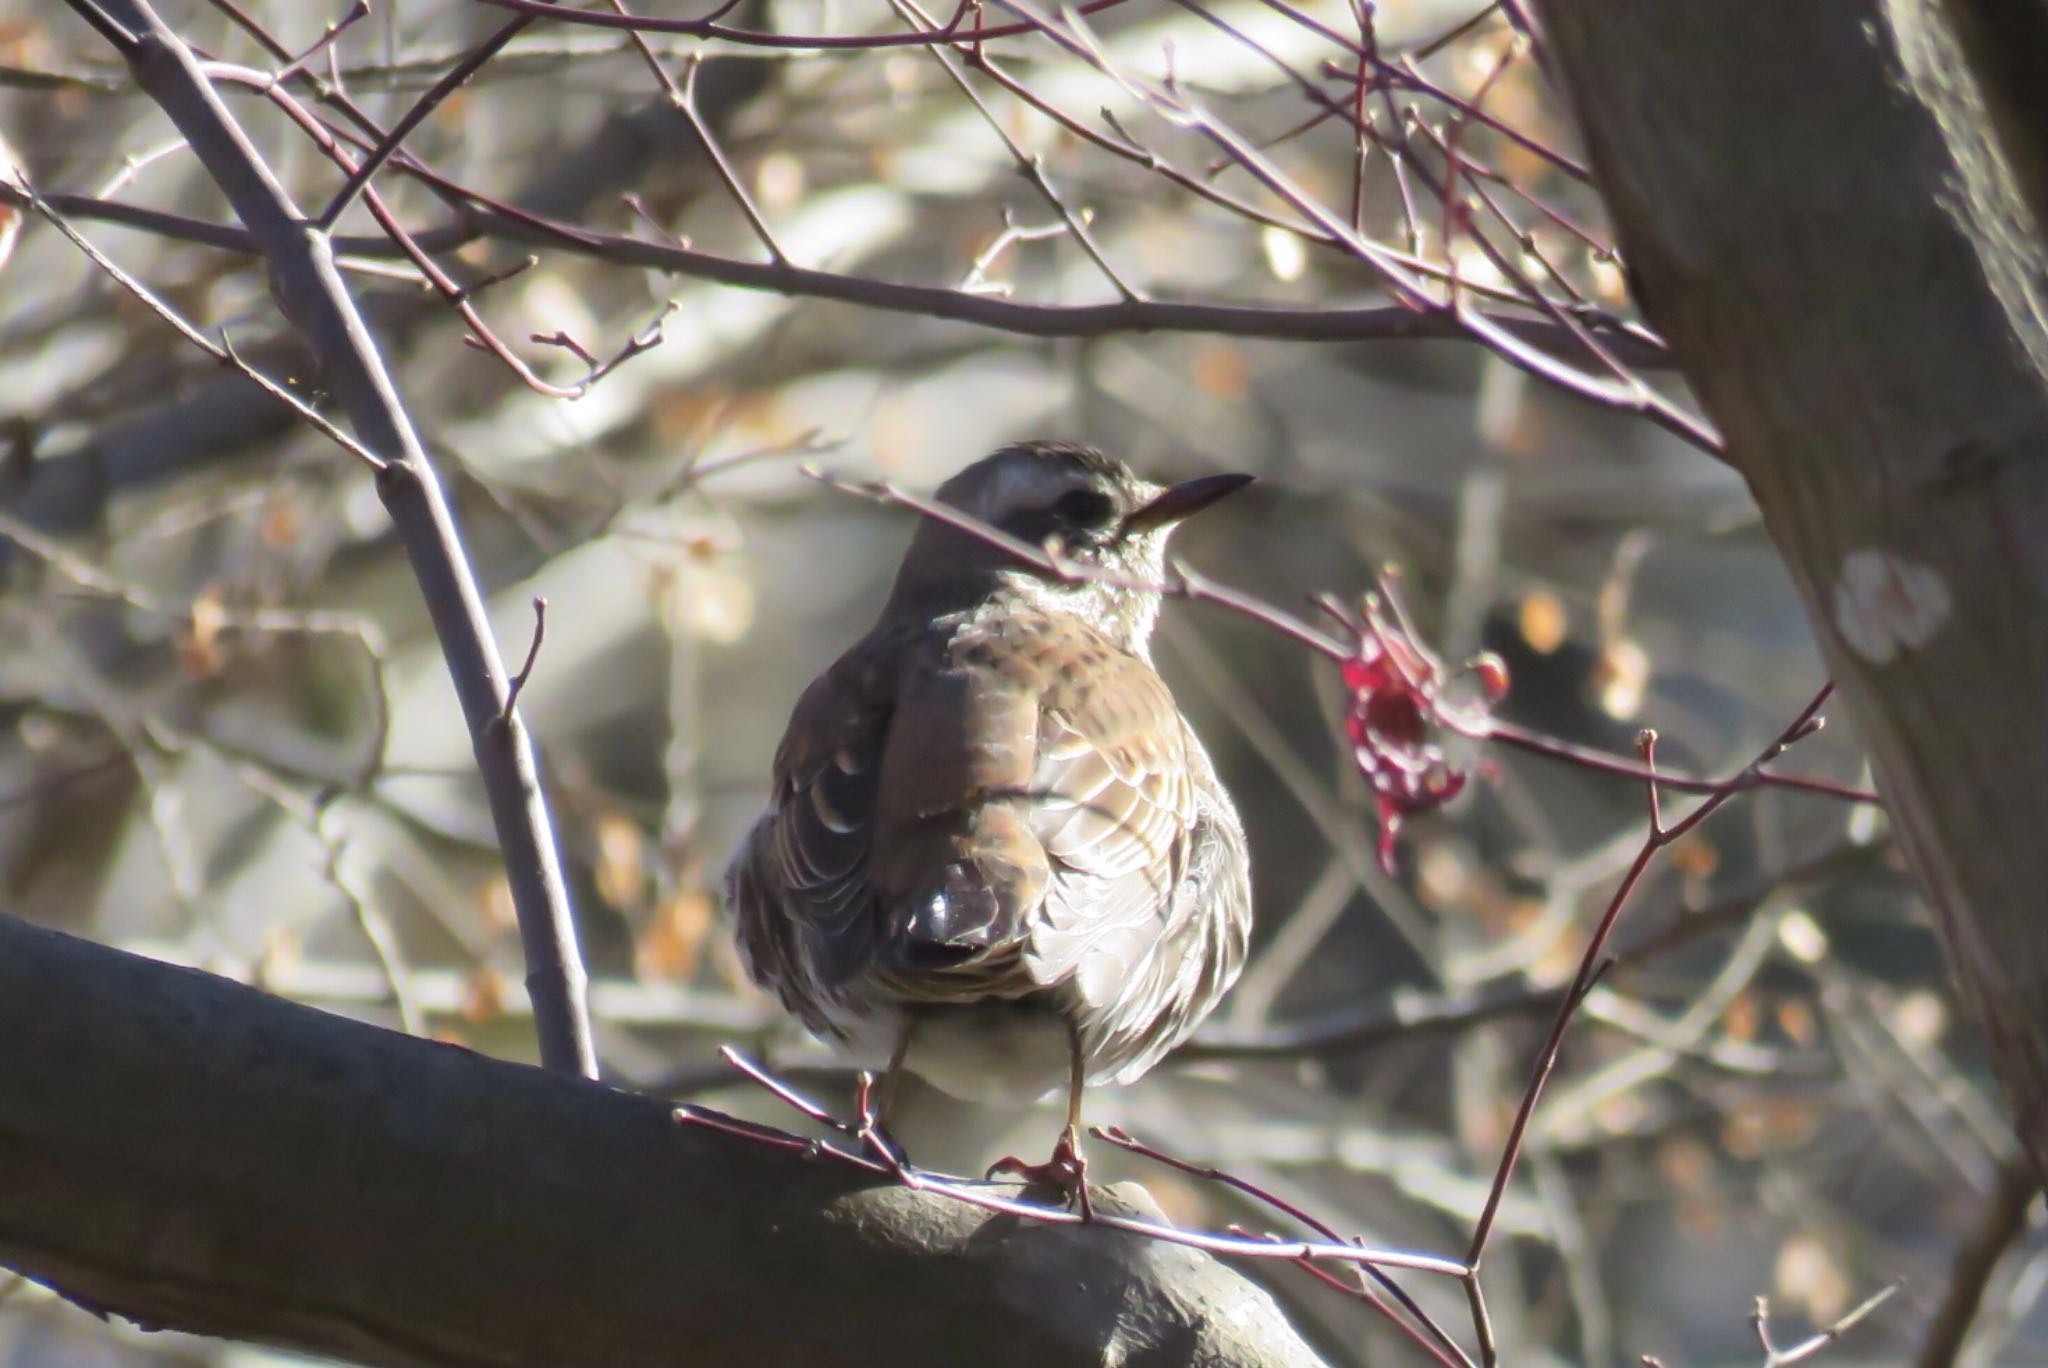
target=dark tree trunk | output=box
[1533,0,2048,1174]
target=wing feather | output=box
[1011,619,1198,1024]
[727,632,902,1034]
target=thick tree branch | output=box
[62,0,597,1077]
[1915,1157,2038,1367]
[1532,0,2048,1172]
[0,911,1324,1368]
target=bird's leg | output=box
[987,1021,1093,1221]
[857,1015,916,1170]
[1056,1027,1094,1221]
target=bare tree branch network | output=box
[1,1,2044,1365]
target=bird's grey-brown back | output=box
[727,441,1252,1106]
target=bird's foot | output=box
[986,1126,1093,1220]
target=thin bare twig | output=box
[674,49,791,264]
[17,182,384,472]
[18,183,1674,360]
[895,0,1141,302]
[677,1051,1472,1278]
[499,597,548,724]
[1754,1281,1902,1366]
[1098,1126,1477,1368]
[316,9,535,228]
[1465,688,1841,1282]
[469,0,1131,47]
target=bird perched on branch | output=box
[728,441,1254,1206]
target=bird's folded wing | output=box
[728,639,897,1019]
[1019,627,1197,1011]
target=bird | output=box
[726,440,1254,1204]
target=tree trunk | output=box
[1532,0,2048,1172]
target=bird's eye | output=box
[1052,488,1117,528]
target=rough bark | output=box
[0,912,1324,1368]
[1532,0,2048,1171]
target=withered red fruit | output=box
[1336,590,1507,875]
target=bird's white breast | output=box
[837,1002,1075,1104]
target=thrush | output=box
[727,441,1253,1201]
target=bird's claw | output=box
[986,1127,1094,1220]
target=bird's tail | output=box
[881,806,1046,977]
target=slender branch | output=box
[1463,687,1839,1278]
[61,0,598,1079]
[499,597,549,723]
[1473,717,1881,805]
[267,0,371,90]
[15,185,1673,357]
[318,11,535,228]
[895,0,1140,301]
[1135,0,1720,449]
[17,183,383,472]
[63,0,138,49]
[681,1052,1470,1279]
[1754,1282,1902,1366]
[1098,1126,1477,1368]
[196,61,622,399]
[466,0,1132,46]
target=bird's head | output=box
[891,441,1253,654]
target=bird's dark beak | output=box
[1120,472,1255,537]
